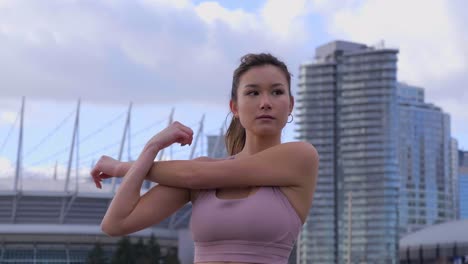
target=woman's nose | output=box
[260,95,272,109]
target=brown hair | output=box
[225,53,292,155]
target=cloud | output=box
[0,0,315,106]
[327,0,466,83]
[0,111,17,125]
[260,0,315,41]
[316,0,468,147]
[195,1,258,32]
[0,156,14,176]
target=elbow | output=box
[101,220,125,237]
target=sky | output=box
[0,0,467,182]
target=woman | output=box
[91,53,319,264]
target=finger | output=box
[93,178,102,189]
[176,131,192,146]
[99,173,113,179]
[179,124,194,136]
[90,166,100,178]
[172,121,193,136]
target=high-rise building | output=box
[397,83,455,235]
[451,139,460,219]
[459,151,468,219]
[296,40,400,264]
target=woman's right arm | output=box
[93,122,194,237]
[93,156,216,236]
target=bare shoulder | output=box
[279,141,318,157]
[270,141,319,165]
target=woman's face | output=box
[230,64,294,137]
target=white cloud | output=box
[0,0,315,105]
[325,0,466,84]
[313,0,468,148]
[195,1,258,32]
[0,156,14,177]
[140,0,192,9]
[261,0,312,40]
[0,111,17,125]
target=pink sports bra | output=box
[190,186,303,264]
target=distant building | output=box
[399,219,468,263]
[397,83,455,235]
[206,134,227,159]
[296,40,400,264]
[451,139,460,219]
[296,40,457,264]
[459,150,468,219]
[0,178,181,264]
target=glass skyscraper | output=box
[296,40,400,264]
[397,83,455,235]
[459,151,468,219]
[451,138,460,220]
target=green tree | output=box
[163,248,180,264]
[146,233,161,264]
[134,237,150,263]
[111,236,135,264]
[87,242,107,264]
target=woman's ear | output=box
[230,100,239,118]
[289,95,295,113]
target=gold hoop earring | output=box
[287,114,294,123]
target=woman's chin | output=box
[252,127,281,137]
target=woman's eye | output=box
[273,89,284,95]
[247,91,259,96]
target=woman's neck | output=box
[236,133,281,158]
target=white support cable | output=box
[113,102,132,193]
[25,145,71,167]
[79,110,126,144]
[130,118,166,138]
[23,109,75,158]
[79,139,121,161]
[0,110,19,155]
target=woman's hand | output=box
[91,155,123,189]
[145,121,194,151]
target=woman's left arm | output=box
[147,141,318,189]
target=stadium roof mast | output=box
[157,107,175,161]
[190,114,205,160]
[13,96,25,192]
[110,102,133,193]
[146,108,176,190]
[65,99,80,192]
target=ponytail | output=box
[225,116,246,156]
